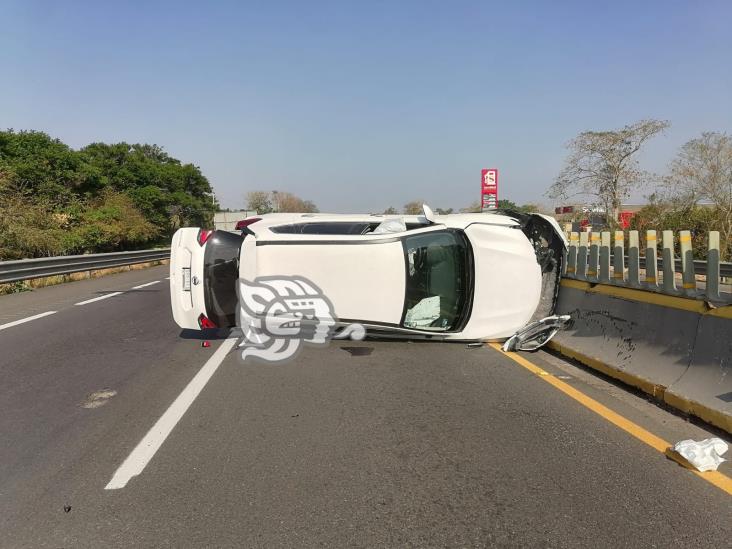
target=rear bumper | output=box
[169,228,206,329]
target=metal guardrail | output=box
[563,229,730,302]
[0,249,171,284]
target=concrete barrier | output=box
[665,307,732,431]
[548,279,732,433]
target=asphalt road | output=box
[0,265,730,548]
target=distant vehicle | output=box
[170,206,569,350]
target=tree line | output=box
[381,199,538,216]
[244,195,537,216]
[0,130,215,260]
[548,121,732,258]
[245,191,319,214]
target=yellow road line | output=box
[488,343,732,496]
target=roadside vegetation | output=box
[549,121,732,259]
[0,130,215,260]
[245,190,318,214]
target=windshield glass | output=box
[402,230,471,331]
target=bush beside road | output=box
[0,130,215,261]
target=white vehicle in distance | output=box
[169,205,569,350]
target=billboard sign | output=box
[481,168,498,210]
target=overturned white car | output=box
[169,206,569,350]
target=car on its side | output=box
[169,206,568,349]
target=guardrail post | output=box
[577,232,589,280]
[628,230,640,287]
[566,232,579,278]
[588,232,600,281]
[662,230,676,292]
[613,231,625,284]
[645,230,658,288]
[706,231,721,301]
[679,230,696,296]
[599,231,611,283]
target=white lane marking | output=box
[132,280,161,290]
[75,292,123,306]
[105,337,238,490]
[165,276,171,280]
[0,311,57,331]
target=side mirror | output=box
[422,204,436,224]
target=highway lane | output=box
[0,266,231,538]
[0,265,171,327]
[0,267,730,547]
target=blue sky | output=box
[2,1,731,212]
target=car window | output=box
[271,222,377,235]
[203,230,243,327]
[402,230,471,331]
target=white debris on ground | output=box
[80,388,118,409]
[672,438,728,472]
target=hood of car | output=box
[459,223,542,340]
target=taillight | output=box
[197,229,213,246]
[198,313,217,329]
[235,218,261,231]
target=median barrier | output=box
[548,279,731,433]
[664,307,732,432]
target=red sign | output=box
[481,168,498,210]
[619,211,635,229]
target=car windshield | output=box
[402,230,471,331]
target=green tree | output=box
[497,199,540,213]
[629,203,722,259]
[0,130,84,201]
[69,190,159,252]
[497,199,519,210]
[665,132,732,253]
[0,129,215,258]
[80,142,215,231]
